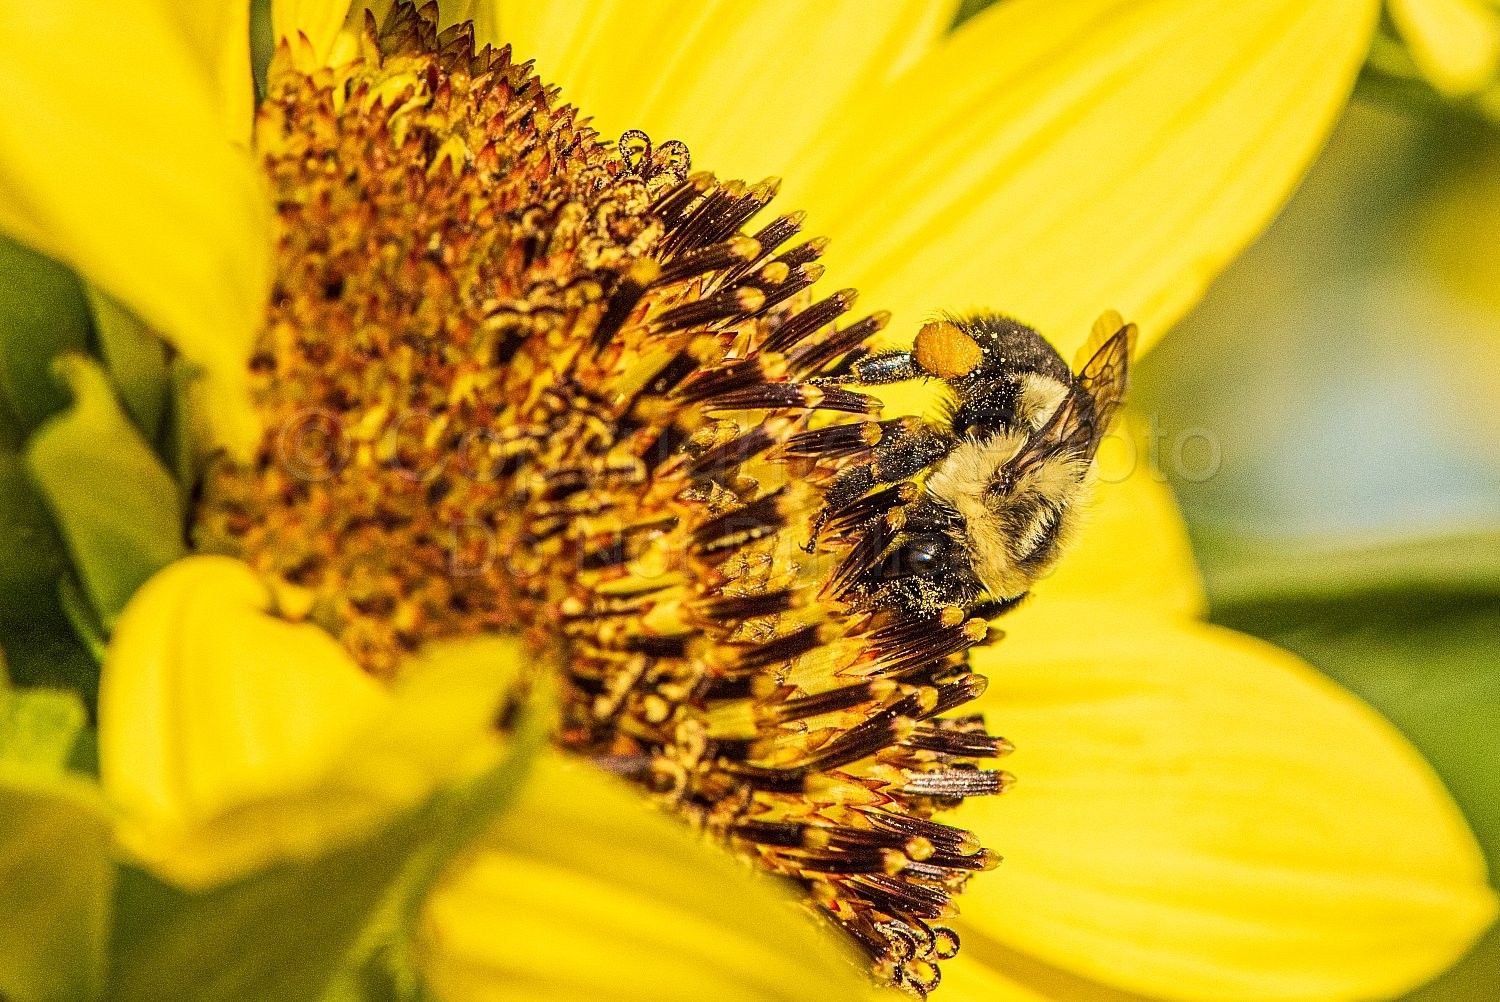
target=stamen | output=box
[782,420,885,460]
[787,310,893,375]
[762,288,858,353]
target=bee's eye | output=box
[877,533,948,580]
[906,538,943,572]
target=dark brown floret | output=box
[192,3,1011,994]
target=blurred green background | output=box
[1134,94,1500,997]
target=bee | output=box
[809,310,1135,619]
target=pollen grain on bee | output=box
[191,3,1018,995]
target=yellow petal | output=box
[959,601,1497,1002]
[0,1,271,452]
[494,0,954,184]
[1389,0,1500,96]
[789,0,1379,360]
[943,937,1155,1002]
[361,632,529,797]
[273,0,354,65]
[100,556,387,877]
[419,750,880,1002]
[100,556,524,886]
[172,2,255,143]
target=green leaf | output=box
[107,645,548,1002]
[1,684,86,771]
[58,572,109,663]
[0,444,97,699]
[250,0,274,101]
[0,241,100,696]
[107,810,428,1002]
[0,234,92,445]
[1201,530,1500,611]
[85,287,169,447]
[67,722,99,778]
[1215,592,1500,1001]
[106,751,544,1002]
[951,0,1000,30]
[0,776,114,1002]
[0,447,67,592]
[24,354,185,630]
[162,358,210,503]
[0,683,112,1002]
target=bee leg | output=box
[803,422,953,551]
[969,593,1029,619]
[808,349,920,387]
[804,465,876,551]
[824,464,878,514]
[812,345,871,380]
[869,422,952,483]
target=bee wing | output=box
[1073,315,1136,451]
[998,386,1089,486]
[998,317,1135,487]
[1074,310,1125,371]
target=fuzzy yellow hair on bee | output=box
[809,310,1136,618]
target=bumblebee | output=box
[810,310,1135,618]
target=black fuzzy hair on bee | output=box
[810,311,1136,617]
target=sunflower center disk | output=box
[193,4,1012,993]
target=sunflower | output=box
[0,2,1492,1001]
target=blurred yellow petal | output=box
[364,633,529,794]
[0,1,271,453]
[100,556,523,886]
[1389,0,1500,96]
[960,601,1496,1001]
[789,0,1379,360]
[943,963,1056,1002]
[419,751,880,1002]
[495,0,954,183]
[173,2,255,143]
[273,0,354,65]
[100,556,386,881]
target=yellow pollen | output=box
[913,320,984,379]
